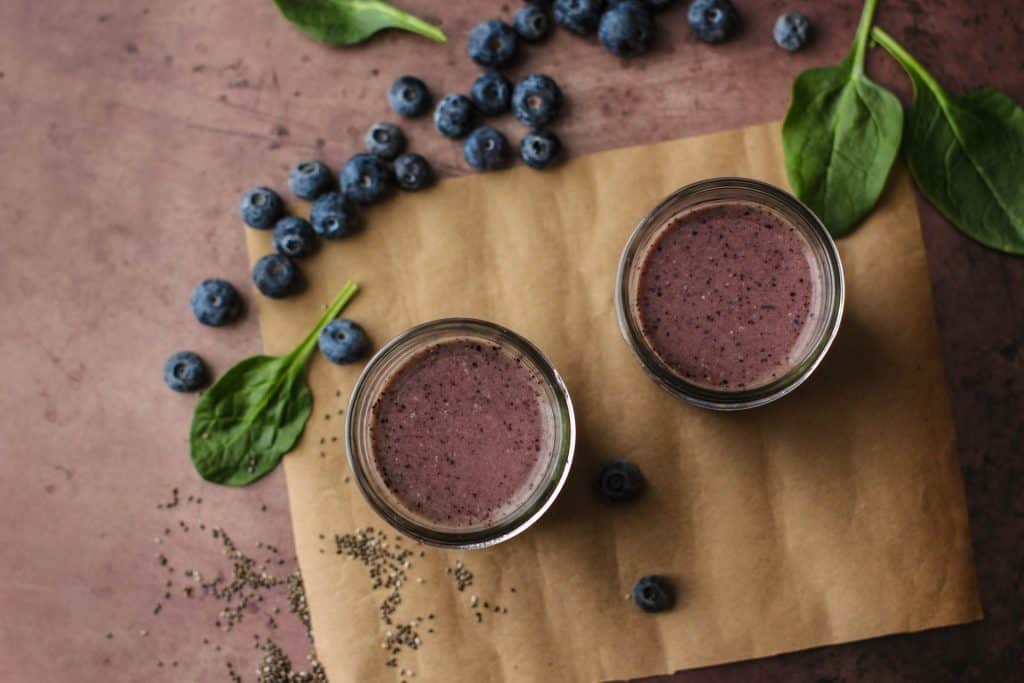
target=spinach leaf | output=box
[190,280,359,486]
[782,0,903,237]
[872,27,1024,255]
[273,0,446,46]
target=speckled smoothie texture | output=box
[369,339,550,527]
[636,202,817,390]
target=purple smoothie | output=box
[369,339,551,528]
[636,202,819,390]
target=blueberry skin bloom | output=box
[319,319,370,364]
[393,153,434,191]
[190,278,243,327]
[467,19,519,69]
[554,0,604,35]
[287,161,332,200]
[512,74,563,128]
[388,75,431,118]
[434,94,476,139]
[272,216,318,259]
[463,127,510,172]
[364,122,406,161]
[252,253,300,299]
[239,187,283,229]
[163,351,209,393]
[687,0,739,44]
[520,130,563,170]
[599,1,656,57]
[514,4,553,43]
[340,153,394,204]
[595,459,645,501]
[470,71,512,116]
[773,12,810,52]
[310,192,360,239]
[632,575,675,613]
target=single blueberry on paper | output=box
[319,319,370,364]
[632,575,675,613]
[272,216,318,259]
[252,253,300,299]
[310,192,360,239]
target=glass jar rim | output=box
[345,317,577,549]
[615,177,845,411]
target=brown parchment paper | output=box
[245,121,981,682]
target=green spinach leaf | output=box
[782,0,903,237]
[190,280,359,486]
[273,0,446,46]
[872,27,1024,255]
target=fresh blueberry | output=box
[520,130,563,169]
[393,153,434,191]
[190,278,242,327]
[434,94,476,139]
[340,153,394,204]
[512,74,563,128]
[553,0,604,35]
[319,319,369,364]
[632,576,675,613]
[773,12,811,51]
[388,75,431,118]
[514,4,553,43]
[310,192,360,239]
[600,1,655,57]
[364,122,406,161]
[467,19,518,69]
[595,459,645,501]
[687,0,739,44]
[463,127,510,172]
[163,351,209,393]
[252,253,300,299]
[272,216,318,259]
[470,71,512,116]
[239,187,283,229]
[287,161,332,200]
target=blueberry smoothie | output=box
[635,202,821,390]
[369,339,553,528]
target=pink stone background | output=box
[1,1,1022,681]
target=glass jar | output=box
[346,318,576,549]
[615,177,845,410]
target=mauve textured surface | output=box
[0,1,1021,681]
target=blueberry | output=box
[632,576,675,613]
[553,0,604,35]
[252,253,300,299]
[190,278,242,327]
[163,351,209,393]
[595,459,645,501]
[773,12,810,52]
[434,94,476,139]
[287,161,332,200]
[514,4,553,43]
[599,1,655,57]
[470,71,512,116]
[272,216,318,259]
[687,0,739,44]
[467,19,518,69]
[388,75,431,117]
[310,192,360,239]
[512,74,563,128]
[520,130,563,169]
[239,187,283,229]
[319,319,369,364]
[463,127,510,172]
[364,122,406,161]
[393,153,434,191]
[340,153,394,204]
